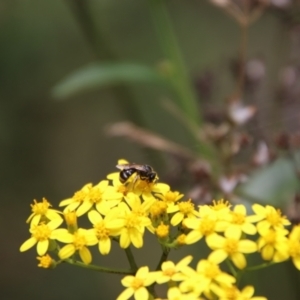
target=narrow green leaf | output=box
[52,62,169,100]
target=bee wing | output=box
[116,164,131,170]
[116,163,146,171]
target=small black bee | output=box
[116,163,158,185]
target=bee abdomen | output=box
[119,169,136,183]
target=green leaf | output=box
[238,157,299,207]
[52,62,169,100]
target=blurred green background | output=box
[2,0,300,299]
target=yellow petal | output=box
[120,230,130,249]
[185,230,203,244]
[37,239,49,256]
[231,252,246,269]
[292,256,300,270]
[79,246,92,264]
[59,244,75,260]
[261,244,274,260]
[130,229,143,248]
[52,228,73,243]
[241,285,254,297]
[234,204,246,215]
[206,233,225,249]
[116,288,134,300]
[76,201,93,217]
[208,249,228,264]
[238,240,257,253]
[171,212,183,226]
[99,238,111,255]
[20,237,37,252]
[88,210,102,224]
[134,287,148,300]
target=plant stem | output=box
[64,259,134,275]
[245,262,275,272]
[125,246,138,272]
[148,0,201,126]
[155,245,170,271]
[226,259,237,277]
[235,21,248,97]
[64,0,153,129]
[64,0,111,59]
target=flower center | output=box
[223,286,239,300]
[31,223,52,241]
[31,198,50,215]
[266,209,283,226]
[150,201,167,218]
[165,191,179,203]
[73,184,92,202]
[163,267,175,277]
[224,238,238,254]
[203,263,220,278]
[88,187,103,204]
[73,233,87,250]
[156,223,169,238]
[131,278,144,290]
[125,213,140,228]
[200,218,216,235]
[178,200,194,215]
[232,212,245,225]
[264,230,276,245]
[210,199,231,211]
[94,221,110,239]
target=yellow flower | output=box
[117,266,156,300]
[224,204,260,237]
[107,171,130,196]
[206,230,257,269]
[76,181,120,216]
[59,181,120,217]
[88,209,125,255]
[36,254,56,268]
[209,199,231,220]
[149,200,168,219]
[285,225,300,270]
[26,198,62,226]
[176,234,187,245]
[134,180,170,202]
[155,222,169,239]
[59,183,92,212]
[155,255,193,284]
[184,206,228,245]
[180,259,235,296]
[252,204,291,232]
[54,228,98,264]
[20,218,63,255]
[117,198,152,248]
[257,227,289,261]
[167,199,199,226]
[165,287,202,300]
[124,192,156,216]
[155,190,184,205]
[210,284,267,300]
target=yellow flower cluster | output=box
[20,159,300,300]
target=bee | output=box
[116,163,158,185]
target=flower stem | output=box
[226,259,238,277]
[148,0,200,126]
[64,259,134,275]
[155,245,170,271]
[124,246,138,272]
[245,262,275,272]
